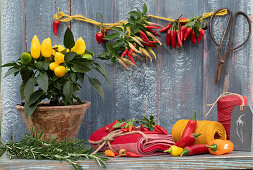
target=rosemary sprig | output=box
[0,129,107,170]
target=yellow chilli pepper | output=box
[164,145,184,156]
[57,45,69,53]
[71,37,86,55]
[139,47,152,62]
[128,42,141,54]
[30,35,41,59]
[147,47,157,59]
[41,38,52,58]
[54,52,65,64]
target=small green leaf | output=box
[1,62,17,68]
[113,40,122,48]
[37,72,48,92]
[24,100,40,117]
[24,77,37,101]
[20,83,25,101]
[143,3,147,13]
[77,73,84,83]
[36,61,49,70]
[88,77,104,100]
[4,67,20,78]
[128,11,139,17]
[106,42,113,52]
[94,63,111,84]
[53,81,62,90]
[103,32,120,40]
[20,69,33,84]
[112,122,125,128]
[28,89,44,105]
[65,52,76,62]
[111,27,123,32]
[72,62,91,73]
[63,80,74,105]
[64,27,75,49]
[69,72,77,82]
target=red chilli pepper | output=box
[148,28,161,36]
[126,152,142,157]
[153,126,162,133]
[142,41,156,48]
[120,48,128,60]
[177,32,183,48]
[127,49,136,64]
[96,31,103,44]
[146,25,160,29]
[154,124,168,135]
[190,30,196,45]
[179,17,188,25]
[140,31,150,42]
[180,25,187,41]
[170,29,177,49]
[184,27,192,40]
[53,20,60,36]
[180,144,209,157]
[166,29,171,46]
[159,23,171,32]
[197,29,205,43]
[181,111,197,139]
[175,133,201,148]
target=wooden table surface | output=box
[1,151,253,169]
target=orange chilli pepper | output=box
[105,150,115,157]
[207,139,234,155]
[128,124,133,132]
[119,149,127,156]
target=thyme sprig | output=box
[0,129,107,170]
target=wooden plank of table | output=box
[1,151,253,169]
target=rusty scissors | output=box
[209,8,251,84]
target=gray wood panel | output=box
[1,0,252,143]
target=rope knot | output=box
[102,135,114,142]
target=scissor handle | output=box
[209,8,232,47]
[230,11,252,51]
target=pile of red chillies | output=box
[159,16,205,48]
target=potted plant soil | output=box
[2,27,110,141]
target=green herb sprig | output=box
[0,129,107,170]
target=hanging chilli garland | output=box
[53,4,228,70]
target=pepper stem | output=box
[193,133,201,139]
[57,7,60,20]
[206,144,218,152]
[192,111,197,121]
[164,147,172,154]
[180,148,189,157]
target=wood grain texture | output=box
[1,151,253,169]
[1,0,26,143]
[1,0,252,143]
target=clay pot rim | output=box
[16,100,91,111]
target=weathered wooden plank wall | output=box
[1,0,252,143]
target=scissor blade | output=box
[215,64,223,84]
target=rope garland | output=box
[54,9,228,29]
[88,129,148,154]
[204,92,245,118]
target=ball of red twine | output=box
[217,95,247,139]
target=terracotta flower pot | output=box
[16,101,91,141]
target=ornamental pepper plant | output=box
[2,27,110,117]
